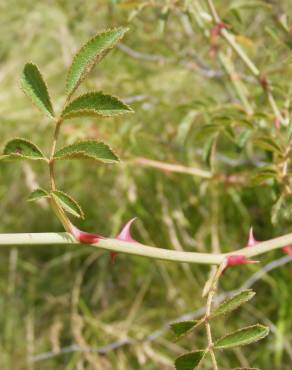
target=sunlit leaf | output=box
[54,140,119,163]
[62,92,133,119]
[175,350,206,370]
[210,290,256,319]
[66,27,128,97]
[0,138,46,161]
[20,63,54,117]
[214,325,269,350]
[51,190,84,219]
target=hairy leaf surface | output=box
[54,140,119,163]
[210,290,256,319]
[21,63,54,117]
[51,190,84,219]
[62,92,133,119]
[66,27,128,97]
[1,138,46,161]
[214,325,269,350]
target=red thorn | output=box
[226,255,259,267]
[116,218,137,243]
[247,227,258,247]
[282,245,292,256]
[111,218,138,263]
[70,224,104,244]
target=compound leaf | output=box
[51,190,84,219]
[171,320,203,338]
[214,325,269,350]
[27,188,50,202]
[21,63,54,117]
[61,92,133,119]
[210,290,256,319]
[0,138,46,161]
[54,140,119,163]
[66,27,128,97]
[175,350,206,370]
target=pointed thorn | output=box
[226,255,259,268]
[112,218,138,262]
[247,227,258,247]
[116,217,137,243]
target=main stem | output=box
[0,231,291,265]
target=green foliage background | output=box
[0,0,291,369]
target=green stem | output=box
[49,118,62,191]
[0,231,291,265]
[48,117,72,232]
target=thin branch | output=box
[204,262,226,369]
[118,43,167,63]
[131,157,212,179]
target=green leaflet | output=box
[252,167,278,186]
[54,140,119,163]
[214,325,269,350]
[20,63,54,117]
[51,190,84,219]
[0,138,46,161]
[170,320,203,338]
[27,188,50,202]
[175,351,206,370]
[254,136,283,155]
[66,27,128,97]
[210,290,256,319]
[61,92,133,119]
[203,133,218,169]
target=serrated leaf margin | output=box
[61,91,133,119]
[210,289,256,319]
[20,63,54,117]
[214,324,270,350]
[53,140,120,163]
[51,190,84,219]
[66,27,128,98]
[1,138,46,161]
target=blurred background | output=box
[0,0,291,369]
